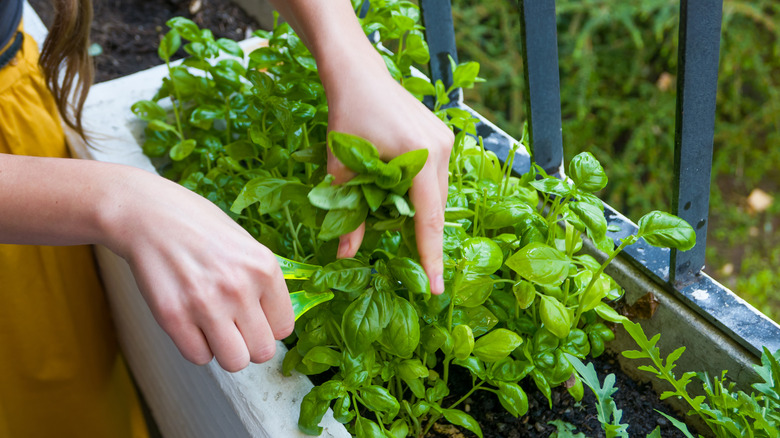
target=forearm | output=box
[266,0,387,89]
[0,153,134,248]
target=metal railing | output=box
[416,0,780,356]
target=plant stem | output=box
[165,59,186,139]
[283,205,302,260]
[420,382,485,437]
[574,236,636,324]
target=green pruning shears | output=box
[275,255,333,321]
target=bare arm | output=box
[268,0,454,295]
[0,153,293,372]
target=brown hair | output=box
[38,0,94,138]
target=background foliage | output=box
[450,0,780,321]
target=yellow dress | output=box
[0,30,149,438]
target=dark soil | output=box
[28,1,699,436]
[29,0,262,83]
[425,351,693,438]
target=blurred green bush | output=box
[450,0,780,321]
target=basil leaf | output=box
[472,328,523,362]
[452,324,475,360]
[131,100,166,121]
[216,38,243,57]
[595,302,629,323]
[568,152,608,193]
[452,61,482,89]
[305,258,371,293]
[387,257,431,297]
[342,289,393,354]
[361,184,386,211]
[332,395,354,424]
[224,139,256,161]
[403,32,430,64]
[451,305,499,337]
[355,417,382,438]
[453,273,495,308]
[575,271,612,314]
[297,388,329,435]
[158,30,181,61]
[388,419,410,438]
[318,201,368,241]
[302,345,341,369]
[539,295,572,339]
[328,131,380,174]
[359,385,400,419]
[375,162,403,189]
[482,198,534,229]
[505,242,570,287]
[148,119,178,133]
[637,210,696,251]
[308,177,365,210]
[513,280,537,309]
[378,297,420,358]
[169,139,196,161]
[497,381,529,417]
[441,409,483,438]
[403,77,436,100]
[565,201,607,240]
[166,17,201,41]
[230,177,296,214]
[387,193,415,217]
[281,345,302,377]
[462,237,504,274]
[529,178,572,197]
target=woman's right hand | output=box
[102,167,295,372]
[0,154,293,372]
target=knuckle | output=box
[215,346,251,373]
[155,300,186,328]
[219,355,250,373]
[250,343,277,364]
[273,319,295,341]
[419,207,445,235]
[186,289,215,316]
[187,351,214,366]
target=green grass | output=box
[450,0,780,322]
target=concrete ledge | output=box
[583,239,764,419]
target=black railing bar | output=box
[671,0,723,284]
[419,0,463,106]
[518,0,564,177]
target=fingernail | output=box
[432,275,445,295]
[337,238,350,258]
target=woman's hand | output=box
[268,0,455,294]
[324,59,454,296]
[0,155,294,372]
[104,168,295,372]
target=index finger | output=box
[409,164,446,295]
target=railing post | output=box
[518,0,564,176]
[671,0,723,283]
[418,0,462,105]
